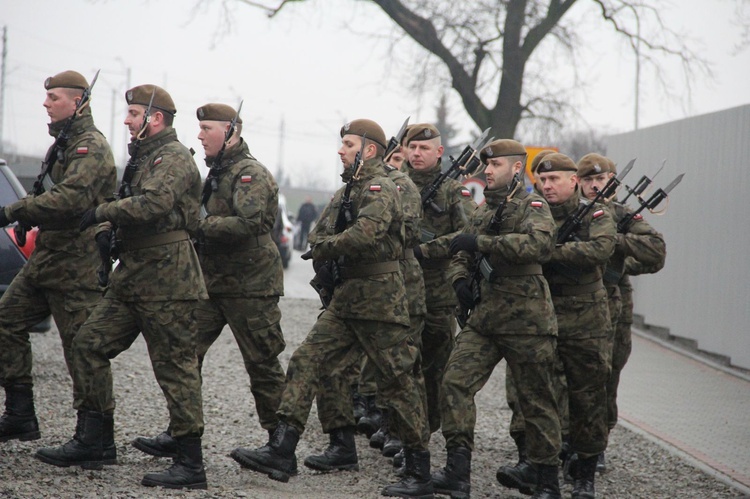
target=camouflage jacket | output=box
[96,127,207,302]
[385,164,426,317]
[309,157,409,326]
[5,109,117,291]
[406,160,476,307]
[197,139,283,298]
[448,186,557,335]
[545,190,616,338]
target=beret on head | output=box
[196,103,242,124]
[45,70,88,90]
[536,152,577,173]
[340,119,387,149]
[405,123,441,145]
[530,149,557,174]
[126,84,176,116]
[480,139,527,163]
[577,153,614,178]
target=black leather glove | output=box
[315,263,335,290]
[0,207,9,228]
[301,249,313,260]
[79,208,99,232]
[450,233,478,255]
[413,245,423,260]
[95,230,111,257]
[453,278,475,310]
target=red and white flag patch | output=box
[369,185,382,192]
[76,146,88,154]
[153,157,163,165]
[530,201,543,208]
[241,175,252,183]
[633,213,643,221]
[461,188,471,197]
[593,209,605,219]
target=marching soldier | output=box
[230,119,433,498]
[35,84,209,490]
[0,70,116,445]
[576,153,666,471]
[131,103,287,461]
[435,139,562,499]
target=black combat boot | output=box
[132,427,178,458]
[393,448,406,477]
[353,389,367,424]
[371,409,389,449]
[35,410,105,470]
[532,464,561,499]
[596,452,606,473]
[560,435,575,484]
[141,436,207,490]
[356,395,382,438]
[101,413,117,465]
[381,448,434,498]
[383,433,403,458]
[496,432,535,495]
[431,446,470,499]
[304,425,359,472]
[230,420,299,483]
[571,454,598,499]
[0,383,40,442]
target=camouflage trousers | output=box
[0,270,100,394]
[607,319,633,431]
[71,297,204,437]
[441,326,561,465]
[194,296,286,430]
[316,315,426,434]
[278,309,429,449]
[604,284,623,367]
[421,304,456,434]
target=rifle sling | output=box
[198,233,273,255]
[119,230,189,252]
[339,260,399,280]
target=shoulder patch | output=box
[153,156,163,166]
[396,185,402,191]
[76,146,89,154]
[369,184,382,192]
[530,201,543,208]
[460,188,471,197]
[241,175,252,183]
[593,209,605,219]
[633,213,643,221]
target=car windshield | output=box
[0,169,22,203]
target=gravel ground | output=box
[0,297,744,498]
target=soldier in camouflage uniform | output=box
[403,124,476,435]
[35,85,209,490]
[577,153,666,472]
[498,153,615,499]
[131,103,286,461]
[433,139,562,499]
[230,119,433,498]
[0,70,116,445]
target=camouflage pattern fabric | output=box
[405,160,476,433]
[72,127,206,437]
[441,185,561,464]
[0,108,116,389]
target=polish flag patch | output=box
[397,185,402,191]
[369,184,382,192]
[153,157,163,165]
[530,201,543,208]
[76,146,88,154]
[461,188,471,197]
[633,213,643,221]
[593,209,605,219]
[241,175,252,183]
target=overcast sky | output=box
[1,0,748,190]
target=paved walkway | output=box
[618,328,750,496]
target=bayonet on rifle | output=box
[617,173,684,232]
[622,159,665,204]
[384,116,410,163]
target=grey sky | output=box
[1,0,748,190]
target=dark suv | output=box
[0,159,51,331]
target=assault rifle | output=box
[456,170,523,328]
[97,88,156,288]
[420,127,492,213]
[556,159,634,244]
[617,173,684,233]
[621,159,665,205]
[15,70,100,247]
[200,100,243,218]
[383,116,410,164]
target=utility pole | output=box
[0,26,7,154]
[277,116,286,187]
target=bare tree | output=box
[198,0,710,139]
